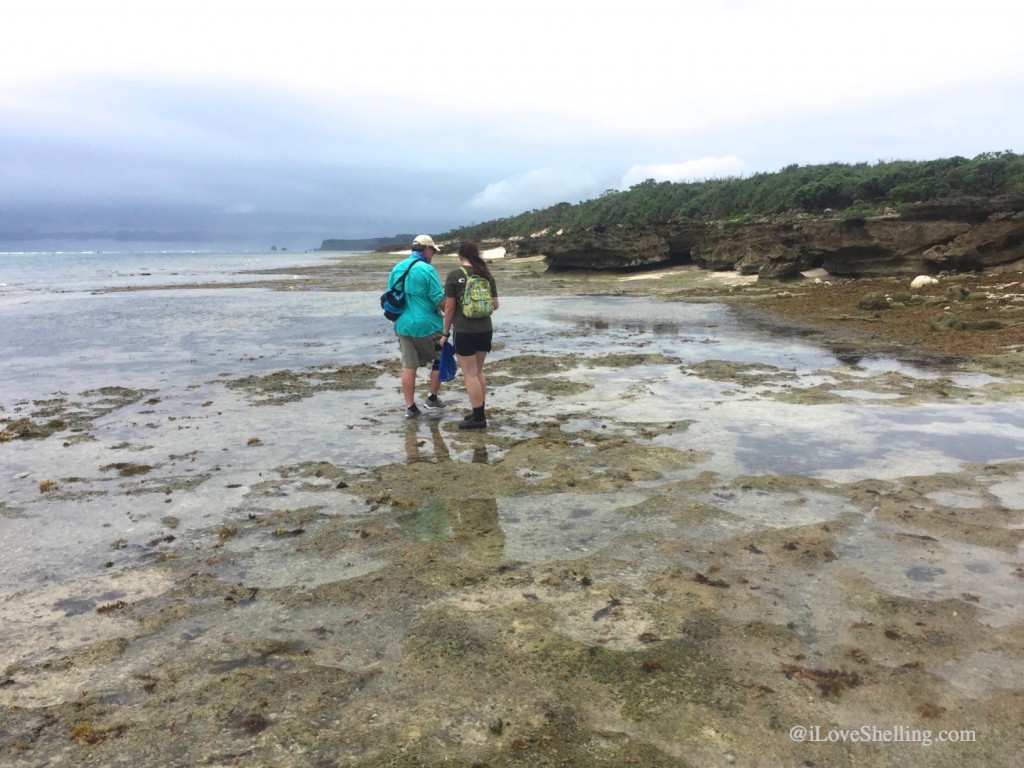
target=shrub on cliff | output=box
[445,151,1024,240]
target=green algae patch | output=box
[967,353,1024,377]
[618,494,740,525]
[588,353,683,368]
[222,362,386,405]
[524,378,595,398]
[684,359,795,387]
[488,353,583,377]
[577,633,740,722]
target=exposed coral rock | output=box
[692,222,817,278]
[923,211,1024,270]
[509,195,1024,278]
[534,230,670,269]
[814,219,970,277]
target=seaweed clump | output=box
[781,663,862,697]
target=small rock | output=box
[910,275,938,289]
[857,292,890,310]
[946,284,970,301]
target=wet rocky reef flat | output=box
[2,253,1023,767]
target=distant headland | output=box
[318,235,415,252]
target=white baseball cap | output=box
[412,234,439,250]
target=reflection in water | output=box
[471,445,489,465]
[398,498,505,561]
[400,421,502,557]
[404,421,492,466]
[404,420,450,464]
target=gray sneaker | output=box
[405,404,421,419]
[423,395,448,413]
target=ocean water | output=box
[0,248,333,296]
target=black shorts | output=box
[454,330,492,357]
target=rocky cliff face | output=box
[519,230,670,269]
[509,195,1024,278]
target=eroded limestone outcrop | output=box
[528,230,670,269]
[510,195,1024,278]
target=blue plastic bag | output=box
[438,340,456,382]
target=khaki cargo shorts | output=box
[398,333,442,369]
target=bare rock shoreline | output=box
[493,194,1024,280]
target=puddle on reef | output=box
[399,493,654,564]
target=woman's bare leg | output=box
[458,353,485,408]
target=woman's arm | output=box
[442,297,456,334]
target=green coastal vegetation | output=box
[443,151,1024,240]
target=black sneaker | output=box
[405,404,421,419]
[423,395,448,412]
[459,415,487,430]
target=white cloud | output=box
[10,1,1024,137]
[4,1,1023,245]
[467,169,602,214]
[620,156,748,189]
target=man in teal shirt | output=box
[389,235,449,418]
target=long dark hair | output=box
[458,241,492,281]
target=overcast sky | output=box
[3,0,1022,250]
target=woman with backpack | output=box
[441,241,499,430]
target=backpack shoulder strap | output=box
[391,259,420,290]
[457,266,472,297]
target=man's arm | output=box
[426,266,445,311]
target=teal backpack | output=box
[459,267,494,319]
